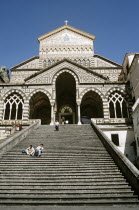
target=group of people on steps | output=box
[25,144,44,157]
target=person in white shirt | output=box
[26,145,35,156]
[55,120,59,131]
[35,144,44,157]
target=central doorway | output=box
[56,72,76,124]
[59,105,75,124]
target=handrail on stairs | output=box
[91,119,139,195]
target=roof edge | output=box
[10,56,39,70]
[94,54,122,67]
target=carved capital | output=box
[50,100,55,106]
[76,100,81,106]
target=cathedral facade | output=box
[0,24,135,161]
[0,25,131,125]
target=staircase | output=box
[0,124,138,206]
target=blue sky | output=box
[0,0,139,69]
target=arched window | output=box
[109,91,128,118]
[3,93,24,120]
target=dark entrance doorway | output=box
[59,105,75,124]
[56,72,76,123]
[29,92,51,124]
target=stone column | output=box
[77,100,82,125]
[50,101,55,125]
[103,97,110,124]
[0,100,4,121]
[22,100,30,123]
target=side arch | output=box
[80,87,104,101]
[29,89,51,124]
[28,89,52,102]
[80,88,104,119]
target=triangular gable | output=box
[25,59,107,84]
[38,25,96,42]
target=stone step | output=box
[0,124,138,206]
[0,185,132,190]
[0,181,129,186]
[0,194,137,199]
[1,158,112,162]
[0,163,117,167]
[0,174,124,179]
[2,151,110,155]
[0,160,114,163]
[0,178,126,183]
[0,167,120,171]
[1,156,111,159]
[0,188,133,194]
[6,150,109,155]
[1,172,121,179]
[0,198,138,205]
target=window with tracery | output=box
[3,93,24,120]
[109,92,128,118]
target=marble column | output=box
[103,97,110,124]
[50,101,55,125]
[22,100,30,123]
[0,100,4,121]
[77,100,82,125]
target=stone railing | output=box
[91,118,132,124]
[0,120,41,158]
[91,119,139,195]
[0,119,41,126]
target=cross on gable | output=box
[64,20,69,25]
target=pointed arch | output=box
[108,90,129,118]
[3,89,26,101]
[3,92,24,120]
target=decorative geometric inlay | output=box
[26,62,105,85]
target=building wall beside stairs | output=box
[100,126,136,164]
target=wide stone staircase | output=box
[0,124,139,206]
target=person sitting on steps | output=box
[26,145,35,156]
[35,144,44,157]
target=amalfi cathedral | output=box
[0,23,139,205]
[0,24,139,165]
